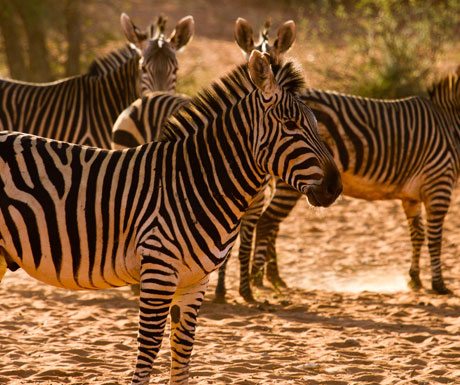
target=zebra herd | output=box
[0,10,458,385]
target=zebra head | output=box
[248,51,342,207]
[120,13,194,94]
[235,17,296,64]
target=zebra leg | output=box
[130,283,141,295]
[169,276,209,385]
[237,192,266,302]
[215,259,229,303]
[265,230,286,288]
[402,199,425,290]
[425,195,452,294]
[131,256,178,385]
[252,183,301,289]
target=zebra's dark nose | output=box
[306,163,342,207]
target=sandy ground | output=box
[1,185,460,385]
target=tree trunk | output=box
[0,0,28,80]
[64,0,81,76]
[13,0,54,81]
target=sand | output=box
[1,188,460,385]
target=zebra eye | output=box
[285,121,298,130]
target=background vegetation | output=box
[0,0,459,98]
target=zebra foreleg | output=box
[214,260,228,303]
[265,232,287,289]
[131,257,178,385]
[238,193,266,302]
[252,184,300,290]
[425,195,452,294]
[402,199,425,290]
[169,276,209,385]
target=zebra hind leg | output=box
[237,193,266,303]
[131,257,178,385]
[402,199,425,291]
[169,277,209,385]
[425,196,452,295]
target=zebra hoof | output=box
[408,278,422,291]
[239,289,256,303]
[267,274,288,289]
[432,281,453,295]
[213,293,227,303]
[252,274,264,288]
[130,283,141,296]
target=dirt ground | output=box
[1,187,460,385]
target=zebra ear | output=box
[169,16,195,52]
[248,50,277,96]
[273,20,296,57]
[120,13,148,50]
[234,17,255,56]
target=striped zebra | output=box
[120,13,194,94]
[0,51,342,384]
[215,17,297,302]
[111,92,191,149]
[0,12,193,150]
[246,68,460,299]
[0,46,140,149]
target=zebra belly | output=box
[341,173,421,201]
[0,242,140,290]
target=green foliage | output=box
[297,0,460,98]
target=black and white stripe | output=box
[111,91,191,149]
[0,46,141,149]
[244,70,460,299]
[0,51,341,384]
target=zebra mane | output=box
[87,44,139,76]
[427,71,460,109]
[160,59,306,141]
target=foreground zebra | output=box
[243,69,460,300]
[0,51,341,384]
[215,17,298,301]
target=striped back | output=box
[111,92,191,149]
[0,48,140,148]
[87,44,138,76]
[300,88,460,190]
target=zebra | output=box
[120,13,194,94]
[111,92,191,296]
[111,92,191,149]
[0,51,342,384]
[0,46,140,149]
[246,68,460,299]
[215,17,297,302]
[0,12,193,150]
[111,16,297,302]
